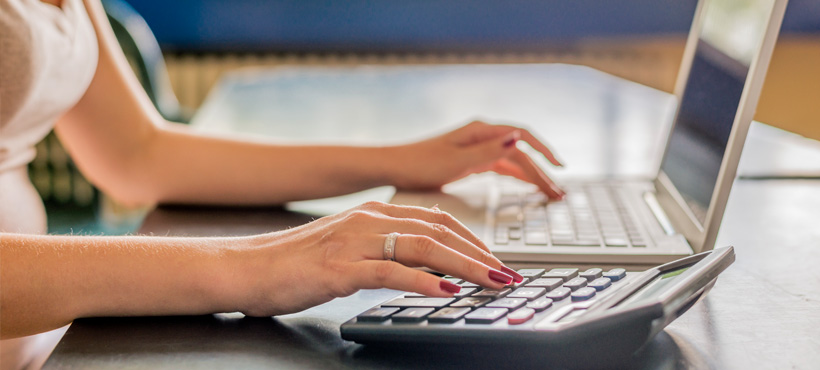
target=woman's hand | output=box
[230,201,524,317]
[388,120,565,199]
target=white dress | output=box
[0,0,98,368]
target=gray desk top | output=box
[47,64,820,369]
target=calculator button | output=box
[505,277,531,288]
[486,298,528,311]
[507,308,536,325]
[427,307,471,323]
[526,278,563,290]
[472,288,512,299]
[357,307,400,322]
[392,307,435,323]
[444,277,462,285]
[588,277,612,291]
[545,287,571,301]
[451,297,492,308]
[459,281,479,288]
[543,268,579,281]
[507,287,547,300]
[465,308,508,324]
[579,268,603,281]
[381,297,455,308]
[526,297,554,312]
[571,287,597,301]
[516,269,546,278]
[454,287,476,298]
[563,277,588,291]
[603,268,627,281]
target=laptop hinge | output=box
[643,191,675,235]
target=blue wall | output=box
[126,0,820,52]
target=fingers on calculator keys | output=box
[392,307,436,323]
[563,277,589,291]
[508,308,536,325]
[465,308,508,324]
[542,268,579,281]
[588,277,612,291]
[571,287,597,301]
[545,287,572,301]
[526,278,563,290]
[357,307,400,322]
[428,307,472,323]
[579,268,603,281]
[507,287,547,300]
[603,268,627,281]
[526,297,554,312]
[486,298,528,311]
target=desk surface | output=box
[47,64,820,369]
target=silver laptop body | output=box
[393,0,788,266]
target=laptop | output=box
[392,0,788,266]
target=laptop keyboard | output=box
[493,184,647,248]
[354,267,629,326]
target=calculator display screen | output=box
[617,266,692,307]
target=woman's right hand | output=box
[229,201,523,317]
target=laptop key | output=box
[545,287,572,301]
[526,297,554,312]
[381,298,455,308]
[451,297,492,308]
[465,308,509,324]
[427,307,471,323]
[507,308,536,325]
[392,307,435,323]
[357,307,400,322]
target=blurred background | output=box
[31,0,819,234]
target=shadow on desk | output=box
[55,313,706,370]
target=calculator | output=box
[341,246,734,364]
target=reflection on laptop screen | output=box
[660,0,774,223]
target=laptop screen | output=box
[660,0,775,224]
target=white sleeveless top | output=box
[0,0,98,233]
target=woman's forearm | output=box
[0,233,248,338]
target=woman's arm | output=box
[56,0,563,207]
[0,202,521,338]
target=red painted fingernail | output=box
[488,269,513,285]
[440,280,461,294]
[500,265,524,283]
[502,131,520,148]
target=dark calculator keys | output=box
[516,269,545,278]
[486,298,527,311]
[357,307,400,322]
[563,277,589,291]
[507,308,536,325]
[465,308,508,324]
[579,268,603,281]
[392,307,435,323]
[460,281,479,288]
[588,277,612,291]
[382,297,455,308]
[543,268,579,281]
[472,288,512,299]
[428,307,471,323]
[454,287,476,298]
[526,278,563,290]
[545,287,572,301]
[507,287,547,300]
[451,297,492,308]
[526,297,554,312]
[571,287,597,301]
[603,268,627,281]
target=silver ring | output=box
[383,232,399,261]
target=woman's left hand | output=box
[388,120,565,199]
